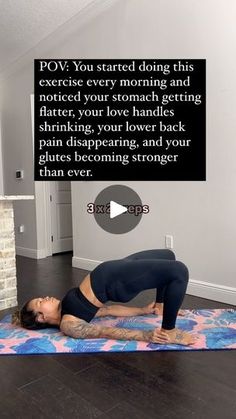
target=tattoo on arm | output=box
[61,319,152,342]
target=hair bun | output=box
[11,310,21,326]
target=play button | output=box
[93,185,143,234]
[110,201,127,219]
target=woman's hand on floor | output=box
[142,302,186,317]
[149,328,170,344]
[142,301,160,315]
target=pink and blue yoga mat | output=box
[0,309,235,355]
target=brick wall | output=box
[0,201,17,310]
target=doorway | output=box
[31,94,73,257]
[50,181,73,254]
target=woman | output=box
[12,249,195,345]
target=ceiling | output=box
[0,0,96,74]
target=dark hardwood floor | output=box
[0,253,235,419]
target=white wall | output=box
[0,84,4,194]
[70,0,236,304]
[1,0,235,303]
[1,64,37,252]
[0,0,121,257]
[0,119,4,195]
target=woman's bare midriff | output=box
[79,274,104,308]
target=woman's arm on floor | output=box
[60,315,169,343]
[95,302,159,318]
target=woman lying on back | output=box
[12,249,195,346]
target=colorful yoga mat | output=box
[0,309,235,354]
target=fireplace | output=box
[0,195,34,310]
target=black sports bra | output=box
[60,287,99,322]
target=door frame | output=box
[32,95,73,258]
[35,181,53,258]
[31,94,52,258]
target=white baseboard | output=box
[16,246,47,259]
[72,256,100,271]
[72,256,236,305]
[187,279,236,305]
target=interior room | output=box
[0,1,235,418]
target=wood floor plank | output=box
[96,352,236,418]
[51,353,100,374]
[73,362,132,411]
[19,374,103,419]
[0,388,50,419]
[98,400,158,419]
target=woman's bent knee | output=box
[166,249,176,260]
[174,261,189,283]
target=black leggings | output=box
[91,249,189,330]
[123,249,188,329]
[125,249,176,302]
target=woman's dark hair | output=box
[11,300,58,330]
